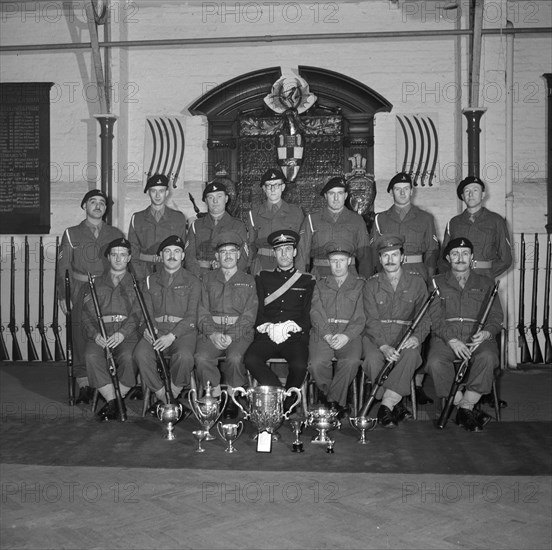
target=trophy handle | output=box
[283,387,302,420]
[213,390,228,424]
[236,420,244,439]
[216,421,225,442]
[188,388,200,420]
[176,403,183,419]
[231,387,249,420]
[156,403,164,421]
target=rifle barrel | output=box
[518,233,532,363]
[24,237,40,361]
[38,237,53,361]
[530,233,544,363]
[9,238,23,361]
[0,258,9,361]
[65,271,75,405]
[52,237,66,361]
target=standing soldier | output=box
[308,241,365,415]
[439,176,513,279]
[127,174,187,281]
[246,168,304,275]
[57,190,124,405]
[296,176,371,278]
[362,234,431,428]
[133,235,201,412]
[184,181,248,279]
[81,238,139,421]
[427,237,503,432]
[194,231,258,419]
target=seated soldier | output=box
[133,235,201,413]
[194,231,258,419]
[81,238,139,421]
[427,237,503,432]
[308,240,365,415]
[362,234,430,428]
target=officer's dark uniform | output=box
[244,231,315,389]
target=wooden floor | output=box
[1,365,551,550]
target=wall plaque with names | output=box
[0,82,53,234]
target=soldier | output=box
[296,176,371,279]
[246,168,304,275]
[370,171,440,405]
[427,237,503,432]
[81,238,139,421]
[308,240,365,414]
[362,234,431,428]
[194,231,258,418]
[184,181,248,279]
[244,230,315,396]
[57,189,124,405]
[439,176,513,279]
[133,235,201,412]
[127,174,187,281]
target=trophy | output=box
[188,381,228,441]
[231,385,302,441]
[289,419,305,453]
[306,406,341,444]
[349,416,377,444]
[156,402,183,440]
[217,421,244,453]
[326,438,335,454]
[192,430,209,453]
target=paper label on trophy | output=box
[256,431,272,453]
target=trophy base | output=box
[292,443,304,453]
[204,432,215,441]
[162,431,177,441]
[311,436,332,444]
[251,431,280,441]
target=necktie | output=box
[111,274,121,287]
[92,226,100,239]
[154,210,162,223]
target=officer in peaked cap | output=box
[386,172,412,193]
[104,237,132,257]
[144,174,169,193]
[325,240,355,257]
[157,235,186,255]
[374,233,405,255]
[268,229,300,249]
[212,230,244,250]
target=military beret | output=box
[202,180,228,201]
[325,240,354,257]
[81,189,109,209]
[443,237,474,257]
[387,172,412,193]
[212,231,243,250]
[261,169,285,187]
[267,229,300,249]
[457,175,485,200]
[157,235,185,255]
[104,238,131,257]
[375,233,405,254]
[144,174,169,193]
[320,176,347,196]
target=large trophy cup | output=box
[306,406,341,444]
[156,402,183,440]
[231,386,301,451]
[188,381,228,441]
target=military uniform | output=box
[195,269,258,388]
[246,201,304,275]
[362,270,431,397]
[133,267,201,394]
[184,212,248,278]
[426,270,503,398]
[81,271,139,390]
[308,273,365,406]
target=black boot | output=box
[76,386,94,405]
[393,400,413,422]
[97,399,119,422]
[377,405,398,429]
[456,408,482,432]
[415,386,434,405]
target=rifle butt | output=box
[10,330,23,361]
[54,331,66,362]
[518,329,532,363]
[531,331,544,364]
[545,335,552,364]
[0,330,9,361]
[40,334,53,362]
[26,331,40,361]
[437,394,456,429]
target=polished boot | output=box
[415,385,434,405]
[456,408,482,432]
[377,405,398,429]
[474,409,492,429]
[393,400,413,422]
[97,399,119,422]
[76,386,94,405]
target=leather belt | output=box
[257,247,275,257]
[155,315,184,323]
[313,258,330,267]
[212,315,239,325]
[473,260,493,269]
[445,317,478,323]
[139,253,158,262]
[198,260,212,269]
[380,319,412,326]
[403,254,423,263]
[102,314,127,323]
[328,318,349,324]
[72,272,89,282]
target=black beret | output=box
[457,176,485,200]
[443,237,474,257]
[81,189,109,209]
[104,238,131,257]
[320,176,347,196]
[387,172,412,193]
[375,233,405,254]
[212,231,243,250]
[267,230,300,249]
[261,169,285,187]
[202,181,228,201]
[157,235,185,255]
[144,174,169,193]
[325,240,354,257]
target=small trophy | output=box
[289,419,305,453]
[217,421,244,453]
[326,438,335,454]
[306,406,341,444]
[192,430,209,453]
[349,416,377,445]
[156,402,183,440]
[189,381,228,441]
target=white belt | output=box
[328,318,349,324]
[212,315,239,325]
[72,272,89,282]
[445,317,478,323]
[257,248,275,257]
[403,254,423,263]
[473,260,493,269]
[155,315,184,323]
[380,319,412,326]
[139,253,159,262]
[313,258,331,267]
[198,260,212,269]
[102,315,127,323]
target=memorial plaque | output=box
[0,83,53,234]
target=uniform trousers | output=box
[244,335,309,389]
[308,336,362,406]
[84,340,137,389]
[426,338,498,398]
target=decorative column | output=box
[462,107,486,178]
[93,114,118,225]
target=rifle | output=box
[188,192,207,219]
[65,271,75,405]
[37,237,53,361]
[517,234,532,363]
[358,288,438,418]
[0,256,9,361]
[52,237,66,361]
[130,271,174,404]
[530,233,544,363]
[543,234,552,363]
[23,237,40,361]
[8,237,23,361]
[87,273,127,421]
[437,281,500,429]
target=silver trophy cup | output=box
[156,402,183,440]
[231,385,301,440]
[217,421,244,453]
[349,416,377,444]
[188,381,228,441]
[306,406,341,444]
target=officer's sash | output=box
[264,271,303,306]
